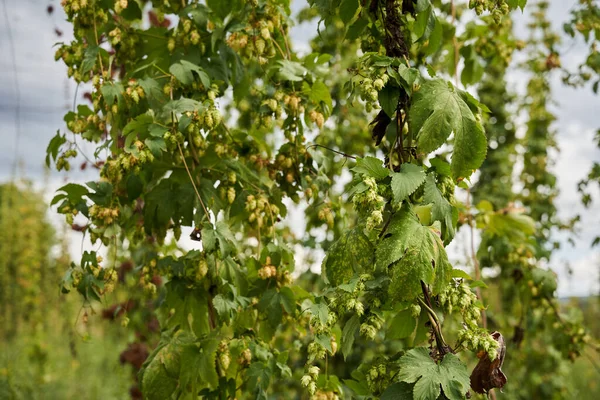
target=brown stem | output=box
[306,144,357,160]
[421,281,451,356]
[467,188,488,329]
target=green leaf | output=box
[162,98,203,116]
[452,269,472,280]
[86,181,113,206]
[409,79,487,180]
[352,156,391,180]
[310,80,333,111]
[387,309,417,339]
[207,0,236,20]
[315,334,333,353]
[46,131,66,167]
[398,65,420,92]
[378,85,399,117]
[378,206,452,300]
[276,60,308,82]
[160,280,211,337]
[140,332,190,400]
[376,206,423,271]
[391,163,427,204]
[423,174,455,243]
[381,382,414,400]
[198,338,220,388]
[398,348,470,400]
[145,137,166,157]
[310,302,329,326]
[424,18,443,56]
[414,6,435,42]
[81,45,99,75]
[53,183,89,204]
[101,82,124,106]
[506,0,527,11]
[339,0,360,24]
[170,60,210,87]
[323,228,374,286]
[486,212,536,241]
[258,288,283,327]
[139,77,165,101]
[341,314,360,360]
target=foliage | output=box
[45,0,600,399]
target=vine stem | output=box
[466,188,487,329]
[305,144,357,160]
[467,188,495,400]
[177,142,210,221]
[451,0,459,86]
[168,82,210,221]
[420,281,450,356]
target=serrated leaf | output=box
[342,314,360,360]
[162,98,203,116]
[276,60,308,82]
[310,80,333,111]
[423,174,455,243]
[391,163,427,204]
[54,183,89,204]
[170,60,210,87]
[378,85,399,117]
[424,18,443,56]
[46,131,66,167]
[160,280,210,337]
[387,309,417,339]
[452,269,472,280]
[376,207,422,271]
[101,82,124,106]
[398,348,470,400]
[379,207,452,301]
[81,45,99,75]
[381,382,414,400]
[323,228,374,286]
[339,0,360,24]
[198,337,220,388]
[140,331,193,400]
[310,302,329,326]
[409,79,487,180]
[352,156,391,180]
[258,288,283,327]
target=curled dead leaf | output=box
[470,331,507,394]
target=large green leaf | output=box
[170,60,210,87]
[352,156,391,180]
[397,348,470,400]
[381,382,414,400]
[341,314,361,360]
[160,280,211,337]
[140,331,193,400]
[391,163,427,204]
[423,174,455,243]
[378,206,452,300]
[323,228,374,286]
[409,79,487,179]
[387,309,417,339]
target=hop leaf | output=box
[397,347,470,400]
[323,228,375,286]
[409,79,487,180]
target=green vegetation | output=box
[2,0,600,399]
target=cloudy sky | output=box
[0,0,598,297]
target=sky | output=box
[0,0,598,297]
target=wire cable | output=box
[2,0,21,179]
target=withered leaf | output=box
[470,331,507,394]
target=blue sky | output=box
[0,0,598,297]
